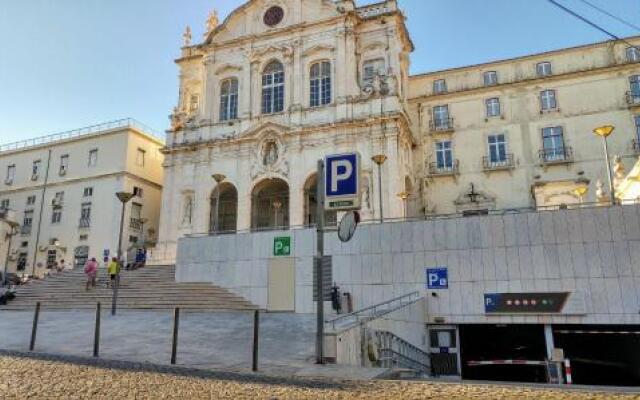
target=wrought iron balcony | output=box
[633,139,640,154]
[483,154,515,171]
[626,91,640,107]
[428,117,455,133]
[539,147,574,165]
[79,218,91,228]
[428,160,459,176]
[130,218,143,230]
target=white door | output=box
[268,258,295,312]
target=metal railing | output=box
[539,147,573,164]
[0,118,163,153]
[483,154,515,170]
[79,218,91,228]
[375,330,430,375]
[325,291,420,331]
[428,117,454,132]
[626,91,640,106]
[428,160,459,176]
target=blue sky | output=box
[0,0,637,143]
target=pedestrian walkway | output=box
[0,265,256,311]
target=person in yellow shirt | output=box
[107,257,120,288]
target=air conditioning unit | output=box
[31,174,39,181]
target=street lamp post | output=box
[593,125,616,205]
[212,174,226,234]
[371,154,388,223]
[113,191,134,316]
[2,219,20,287]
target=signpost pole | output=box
[315,159,325,364]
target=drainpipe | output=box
[31,149,52,277]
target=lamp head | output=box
[593,125,615,138]
[371,154,388,165]
[396,191,410,200]
[116,192,135,204]
[212,173,226,184]
[573,186,588,197]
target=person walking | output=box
[107,257,120,289]
[83,257,98,291]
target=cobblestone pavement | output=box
[1,353,638,399]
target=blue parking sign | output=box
[426,268,448,289]
[324,152,361,211]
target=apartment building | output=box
[0,119,164,277]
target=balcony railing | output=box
[634,139,640,154]
[428,117,455,133]
[539,147,574,164]
[130,218,143,230]
[483,154,515,171]
[79,218,91,228]
[428,160,459,176]
[20,225,32,235]
[626,91,640,106]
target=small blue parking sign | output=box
[324,152,361,211]
[426,268,448,289]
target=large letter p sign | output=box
[331,160,353,193]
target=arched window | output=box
[310,61,331,107]
[219,78,238,121]
[262,61,284,114]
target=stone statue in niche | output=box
[263,140,278,166]
[182,196,193,225]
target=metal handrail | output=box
[428,159,459,176]
[325,291,420,331]
[0,118,163,153]
[376,330,431,374]
[483,154,515,170]
[539,146,573,164]
[428,117,454,132]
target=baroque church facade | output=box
[155,0,640,262]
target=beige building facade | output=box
[155,0,640,264]
[0,119,164,277]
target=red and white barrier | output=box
[564,359,573,385]
[466,359,548,366]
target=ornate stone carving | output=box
[453,183,496,212]
[205,10,219,35]
[182,26,192,47]
[250,133,289,179]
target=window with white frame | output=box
[80,202,91,227]
[631,75,640,96]
[83,187,93,197]
[627,46,640,63]
[536,61,552,77]
[59,154,69,175]
[261,61,285,114]
[5,164,15,183]
[432,105,450,129]
[23,210,33,228]
[362,59,385,87]
[433,79,447,94]
[88,149,98,167]
[488,134,507,163]
[635,115,640,142]
[542,126,566,160]
[219,78,239,121]
[485,98,501,118]
[484,71,498,86]
[0,199,9,210]
[540,90,557,111]
[133,186,143,198]
[136,148,146,167]
[435,141,453,169]
[310,61,332,107]
[32,160,41,178]
[53,191,64,204]
[26,195,36,206]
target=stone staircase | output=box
[0,265,257,312]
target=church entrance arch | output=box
[210,182,238,233]
[251,178,289,230]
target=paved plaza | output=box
[1,352,638,400]
[0,310,315,374]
